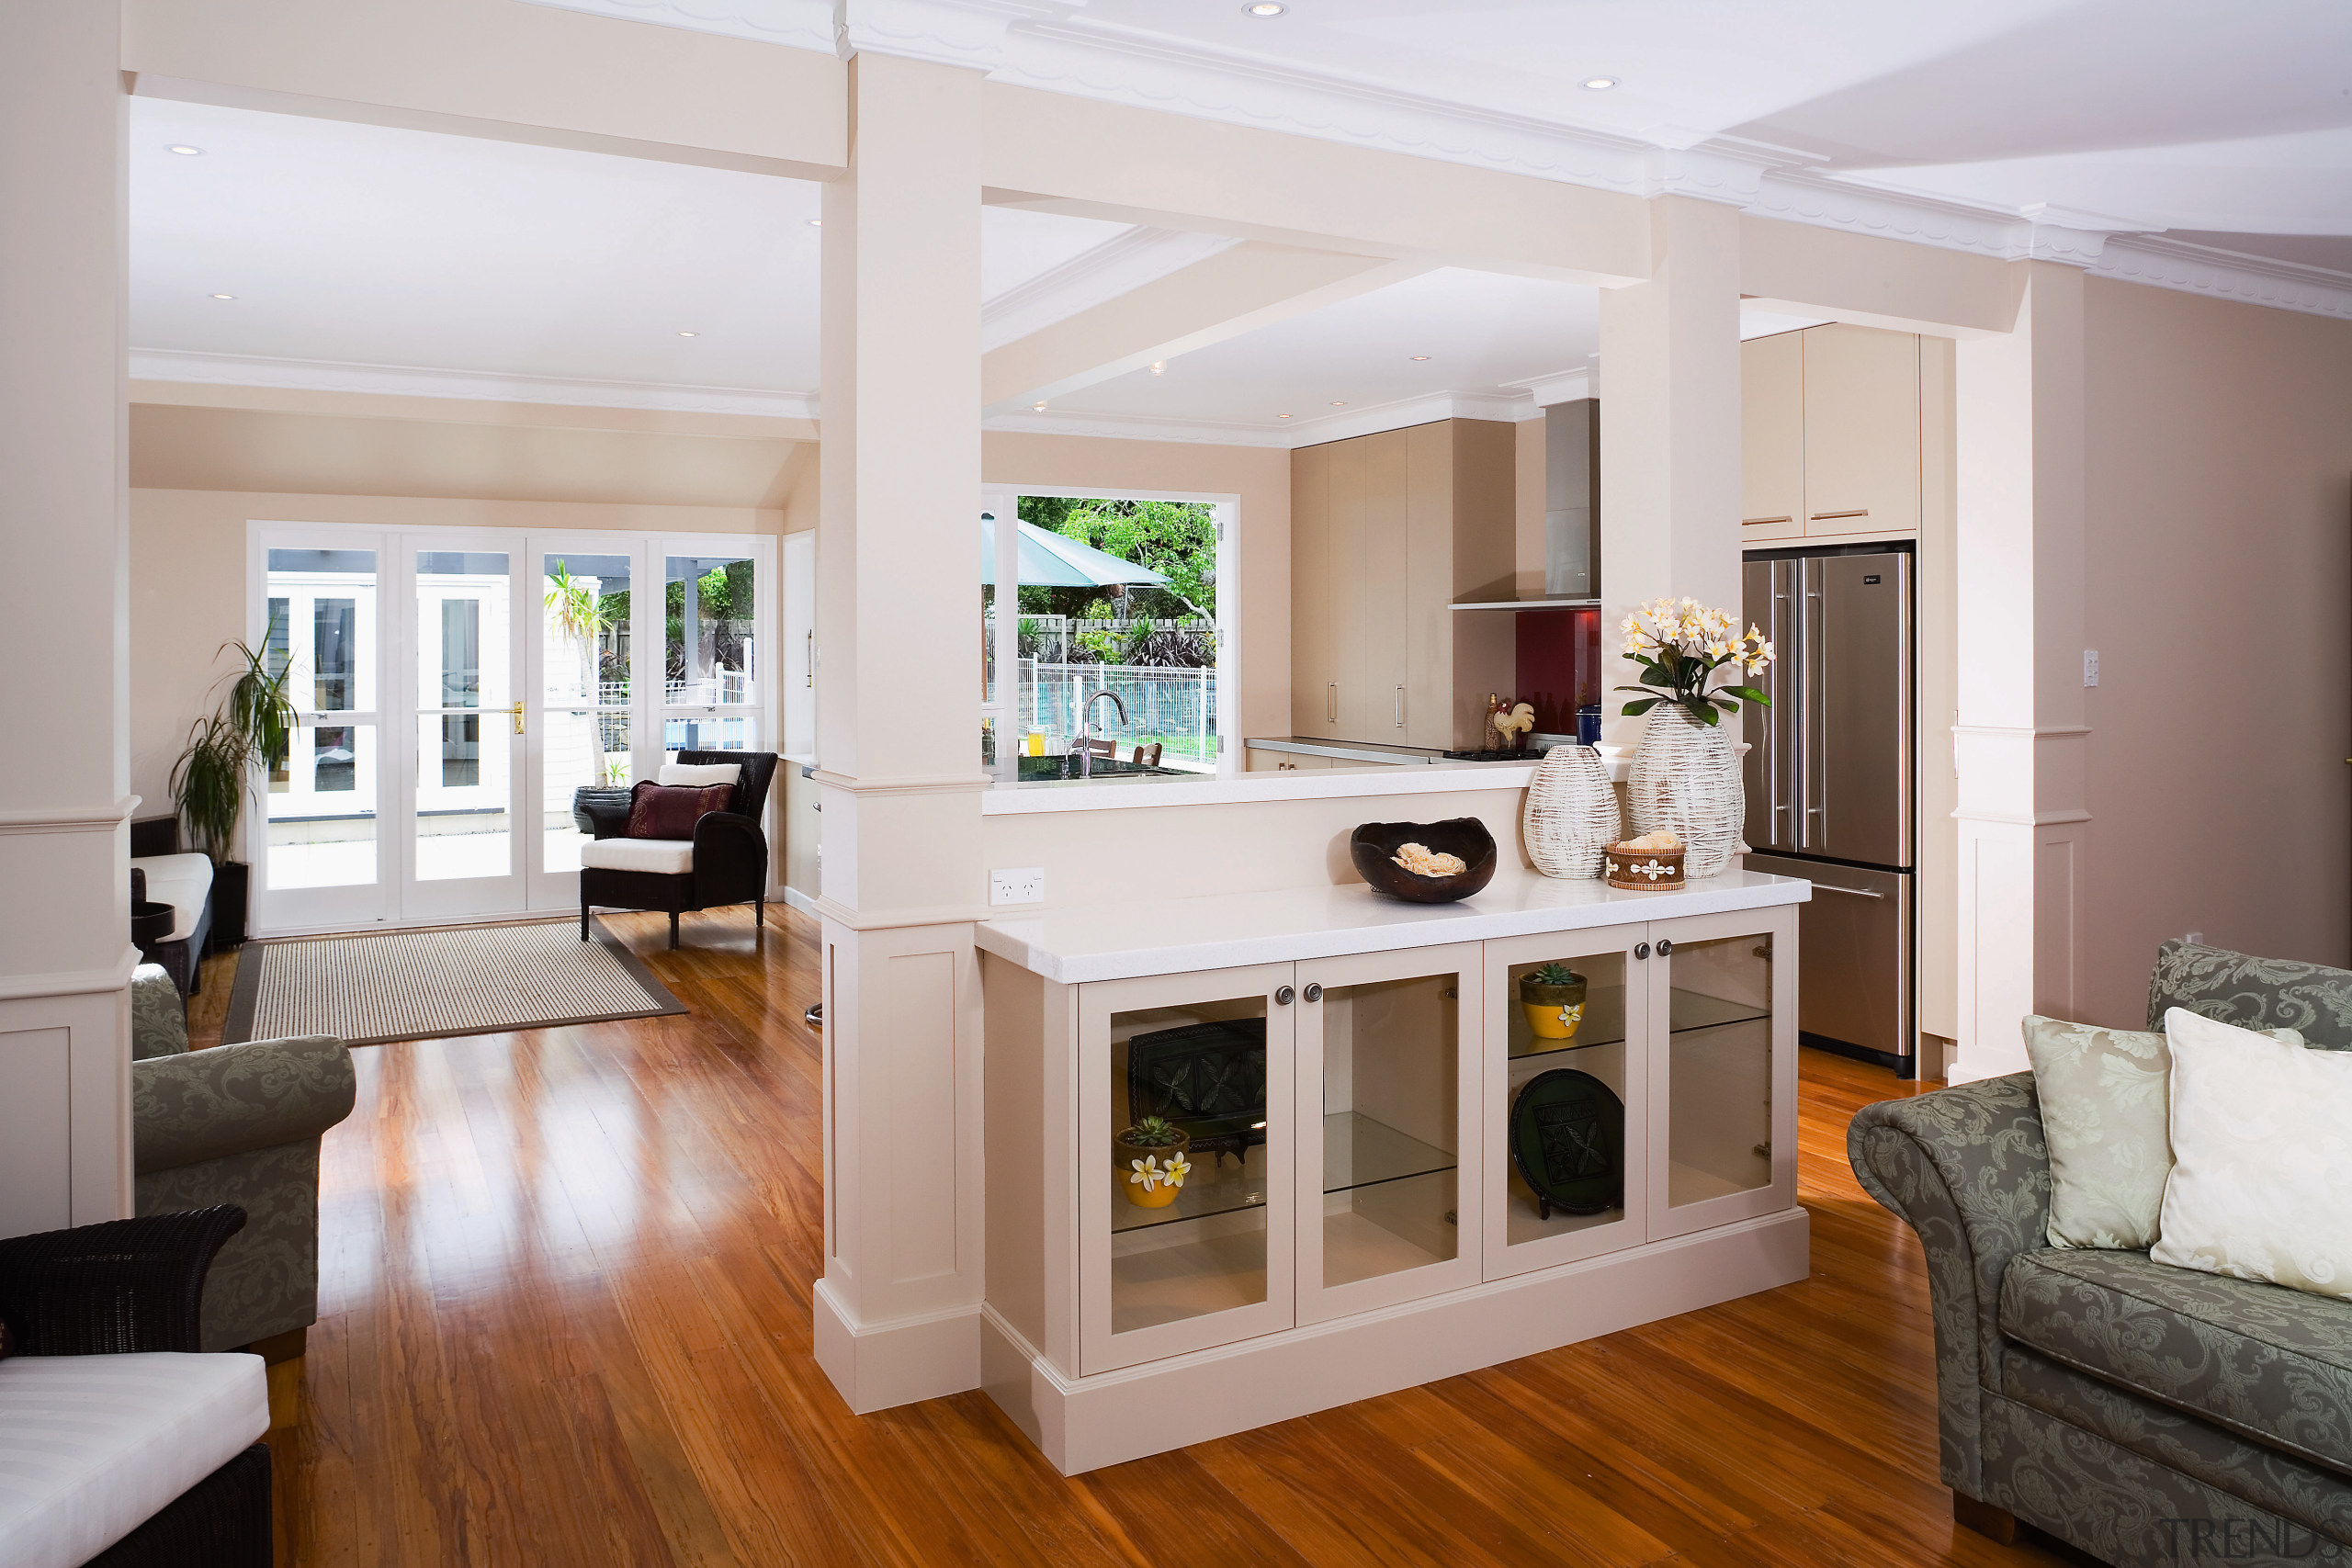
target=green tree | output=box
[1013,496,1216,621]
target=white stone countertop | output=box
[980,744,1630,815]
[975,869,1810,984]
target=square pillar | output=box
[0,0,134,1237]
[1951,262,2088,1081]
[811,52,989,1413]
[1597,197,1743,747]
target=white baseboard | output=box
[983,1204,1811,1474]
[778,884,819,918]
[812,1279,981,1415]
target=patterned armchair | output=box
[1848,941,2352,1566]
[130,964,356,1357]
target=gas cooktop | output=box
[1440,747,1549,762]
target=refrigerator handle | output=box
[1802,563,1826,852]
[1770,562,1793,850]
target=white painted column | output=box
[1950,262,2088,1082]
[0,0,135,1237]
[1596,197,1744,747]
[811,52,989,1413]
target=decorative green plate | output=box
[1509,1067,1624,1220]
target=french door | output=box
[249,524,775,937]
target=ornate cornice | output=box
[2091,235,2352,321]
[128,349,820,420]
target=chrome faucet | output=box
[1079,689,1127,778]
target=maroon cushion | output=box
[626,781,734,840]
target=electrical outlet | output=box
[989,866,1045,907]
[2083,649,2099,687]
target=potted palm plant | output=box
[547,561,632,830]
[168,615,297,947]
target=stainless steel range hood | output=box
[1451,397,1600,611]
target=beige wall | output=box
[981,429,1292,742]
[2076,277,2352,1022]
[1514,416,1546,589]
[129,487,781,826]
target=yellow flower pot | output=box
[1114,1129,1193,1208]
[1519,977,1589,1041]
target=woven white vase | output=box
[1523,745,1623,879]
[1627,705,1743,879]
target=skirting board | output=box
[812,1278,980,1415]
[983,1205,1810,1475]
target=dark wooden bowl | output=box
[1350,818,1498,904]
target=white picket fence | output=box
[1018,660,1216,767]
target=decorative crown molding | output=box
[981,226,1241,352]
[129,349,821,421]
[2091,235,2352,321]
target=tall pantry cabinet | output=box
[1291,419,1516,749]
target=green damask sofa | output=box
[130,963,356,1356]
[1849,941,2352,1568]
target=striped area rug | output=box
[222,919,685,1047]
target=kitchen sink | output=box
[1014,755,1183,782]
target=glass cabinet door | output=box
[1645,910,1797,1241]
[1481,930,1649,1280]
[1295,943,1482,1323]
[1078,964,1295,1374]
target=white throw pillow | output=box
[659,762,741,788]
[2154,1007,2352,1299]
[2024,1013,2305,1250]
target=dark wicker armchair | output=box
[578,750,779,949]
[0,1207,272,1567]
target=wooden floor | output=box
[188,907,2086,1567]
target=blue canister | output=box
[1577,704,1602,746]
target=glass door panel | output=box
[532,547,638,903]
[260,545,387,927]
[1646,913,1797,1241]
[1297,944,1481,1322]
[661,551,761,766]
[403,546,524,917]
[1483,930,1648,1280]
[1080,964,1295,1375]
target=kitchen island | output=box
[976,870,1810,1473]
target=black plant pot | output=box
[131,900,175,962]
[572,784,633,835]
[209,860,249,951]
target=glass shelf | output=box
[1324,1111,1456,1196]
[1109,1142,1268,1235]
[1510,984,1767,1062]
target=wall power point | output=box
[990,867,1046,907]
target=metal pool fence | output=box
[1017,660,1217,768]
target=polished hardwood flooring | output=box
[188,908,2086,1567]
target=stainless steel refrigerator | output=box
[1741,546,1917,1076]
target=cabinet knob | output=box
[1633,942,1650,960]
[1657,939,1674,956]
[1275,986,1295,1006]
[1303,982,1323,1003]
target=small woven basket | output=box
[1604,841,1687,891]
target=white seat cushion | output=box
[658,762,741,789]
[0,1351,267,1568]
[580,837,695,875]
[129,853,213,942]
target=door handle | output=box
[511,700,526,736]
[1743,516,1792,526]
[1303,982,1323,1002]
[1812,882,1884,899]
[806,629,814,688]
[1810,509,1869,521]
[1394,686,1404,728]
[1275,986,1295,1006]
[1328,683,1338,724]
[1633,942,1650,960]
[1656,939,1673,956]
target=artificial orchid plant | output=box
[1614,597,1775,728]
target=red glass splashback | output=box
[1514,608,1602,735]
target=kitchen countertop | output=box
[976,870,1809,983]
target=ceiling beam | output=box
[122,0,846,180]
[982,84,1650,288]
[1739,215,2025,338]
[981,243,1429,415]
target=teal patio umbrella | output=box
[980,513,1170,589]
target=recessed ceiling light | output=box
[808,218,822,227]
[677,330,700,337]
[1409,355,1430,362]
[1278,413,1292,419]
[1244,1,1285,14]
[1032,401,1048,412]
[209,293,235,300]
[1581,76,1620,91]
[1329,400,1347,406]
[166,145,204,156]
[1150,361,1166,374]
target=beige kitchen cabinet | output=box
[1740,330,1806,542]
[1739,322,1925,544]
[1803,324,1920,537]
[1290,419,1514,749]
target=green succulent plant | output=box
[1119,1115,1185,1148]
[1525,963,1585,988]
